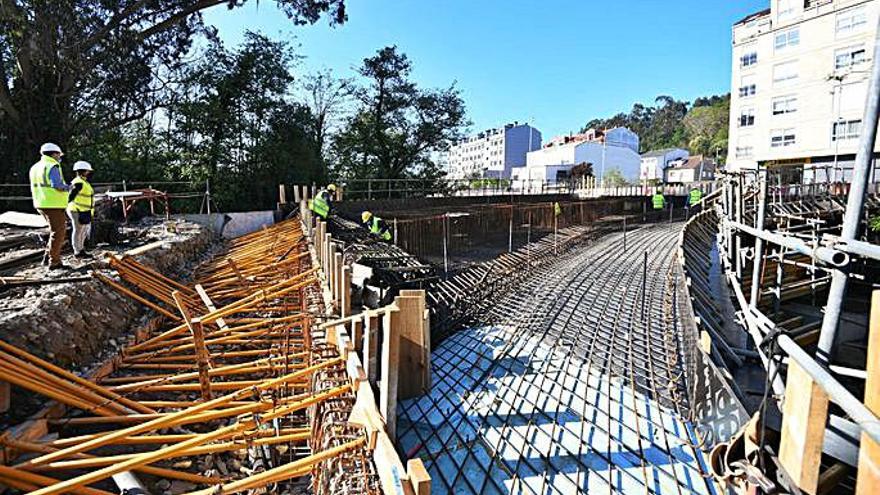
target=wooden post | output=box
[364,313,380,384]
[352,317,363,352]
[328,243,338,302]
[342,266,352,318]
[380,307,400,440]
[407,459,431,495]
[0,381,10,413]
[400,290,431,393]
[172,292,212,401]
[278,184,287,205]
[779,360,829,494]
[856,291,880,495]
[194,284,228,331]
[293,185,301,203]
[334,252,344,312]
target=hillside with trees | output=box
[581,94,730,162]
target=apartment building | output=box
[514,127,642,185]
[444,123,542,180]
[728,0,880,182]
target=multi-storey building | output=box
[728,0,880,182]
[514,127,642,185]
[445,123,542,180]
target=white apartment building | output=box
[640,148,690,183]
[728,0,880,182]
[514,127,642,185]
[445,123,542,180]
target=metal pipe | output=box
[728,220,849,268]
[823,234,880,262]
[749,171,768,308]
[816,14,880,364]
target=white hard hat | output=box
[72,161,93,172]
[39,142,63,155]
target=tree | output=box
[301,69,353,161]
[0,0,346,180]
[331,46,467,193]
[683,94,729,161]
[603,167,629,187]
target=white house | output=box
[640,148,690,183]
[444,122,542,180]
[665,155,717,184]
[513,127,642,185]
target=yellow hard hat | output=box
[361,211,373,222]
[327,184,337,192]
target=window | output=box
[772,95,798,115]
[835,45,866,70]
[839,81,868,112]
[837,7,868,37]
[739,107,755,127]
[778,0,796,21]
[736,145,754,159]
[741,51,758,67]
[739,75,757,97]
[771,128,796,147]
[775,29,800,51]
[773,61,799,85]
[832,119,862,141]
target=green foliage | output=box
[869,214,880,232]
[603,168,629,187]
[0,0,345,187]
[582,93,730,162]
[332,46,468,195]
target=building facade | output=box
[728,0,880,182]
[640,148,691,183]
[666,155,718,184]
[445,123,542,180]
[514,127,642,185]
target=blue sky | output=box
[205,0,768,139]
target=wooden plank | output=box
[397,292,429,399]
[380,307,401,440]
[194,284,228,331]
[352,318,364,353]
[373,431,410,495]
[172,292,212,401]
[347,380,384,449]
[779,359,829,494]
[342,265,352,317]
[0,381,10,413]
[407,459,431,495]
[856,291,880,495]
[334,252,343,311]
[364,312,380,384]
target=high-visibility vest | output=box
[689,188,703,206]
[309,189,330,219]
[68,176,94,214]
[370,217,392,241]
[652,193,665,210]
[29,156,68,209]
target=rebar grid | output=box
[398,224,716,494]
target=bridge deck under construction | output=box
[398,224,716,494]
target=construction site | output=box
[0,162,875,495]
[1,1,880,493]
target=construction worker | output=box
[651,188,666,211]
[361,211,392,242]
[309,184,337,220]
[29,143,70,270]
[688,186,703,214]
[67,161,95,259]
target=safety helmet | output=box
[361,211,373,223]
[327,184,337,192]
[40,143,63,155]
[73,161,93,172]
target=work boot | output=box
[74,251,92,259]
[48,263,71,272]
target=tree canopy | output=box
[581,93,729,161]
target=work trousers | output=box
[37,208,67,265]
[66,210,91,255]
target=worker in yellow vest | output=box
[67,161,95,259]
[361,211,392,242]
[29,143,70,270]
[309,184,337,220]
[687,187,703,216]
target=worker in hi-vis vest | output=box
[688,187,703,207]
[651,188,666,210]
[361,211,392,241]
[67,161,95,259]
[29,143,70,270]
[309,184,337,220]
